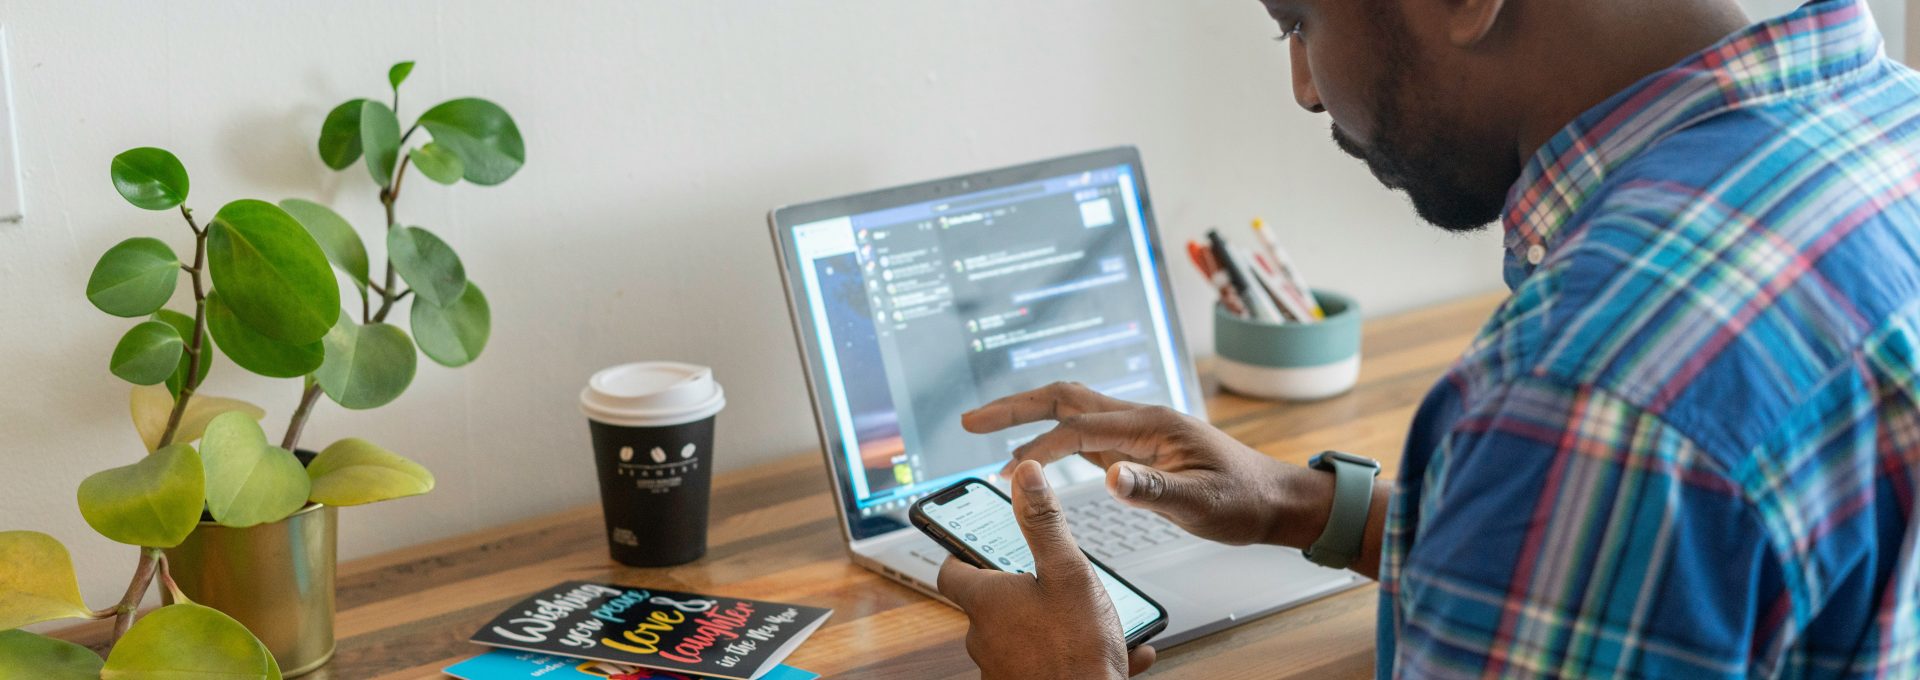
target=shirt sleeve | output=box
[1390,376,1787,679]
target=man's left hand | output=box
[936,460,1157,679]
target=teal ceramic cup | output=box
[1213,289,1361,401]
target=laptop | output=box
[767,146,1361,647]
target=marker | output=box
[1251,252,1314,322]
[1250,218,1324,319]
[1209,230,1282,322]
[1241,247,1311,322]
[1187,241,1248,317]
[1188,241,1248,317]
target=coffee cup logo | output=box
[619,446,634,462]
[681,443,697,459]
[650,447,667,464]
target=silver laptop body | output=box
[767,147,1360,647]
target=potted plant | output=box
[0,61,523,678]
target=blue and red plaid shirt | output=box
[1379,1,1920,677]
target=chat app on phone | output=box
[924,483,1160,637]
[923,483,1035,573]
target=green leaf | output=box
[207,199,341,345]
[418,98,524,186]
[388,61,415,91]
[153,309,210,398]
[110,320,185,386]
[308,438,434,506]
[206,290,323,378]
[0,631,103,679]
[199,413,311,528]
[87,237,181,317]
[409,142,464,185]
[317,99,367,171]
[110,147,190,211]
[412,281,490,367]
[101,603,281,680]
[131,386,265,453]
[360,99,402,187]
[315,317,417,410]
[387,226,466,307]
[0,531,93,630]
[278,198,369,295]
[77,444,205,548]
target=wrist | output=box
[1261,460,1335,550]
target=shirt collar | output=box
[1498,0,1885,289]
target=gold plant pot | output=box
[164,503,337,677]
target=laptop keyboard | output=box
[908,494,1192,568]
[1067,494,1189,563]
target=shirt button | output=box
[1525,244,1546,265]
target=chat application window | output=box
[923,483,1160,637]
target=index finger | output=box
[961,382,1136,434]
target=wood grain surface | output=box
[54,292,1505,679]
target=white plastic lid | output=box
[579,362,726,427]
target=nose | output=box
[1290,39,1325,113]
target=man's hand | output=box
[937,460,1156,679]
[963,382,1331,548]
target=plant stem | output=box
[371,152,413,323]
[108,548,162,645]
[156,554,190,604]
[280,136,416,451]
[280,124,421,452]
[156,207,211,450]
[281,382,324,451]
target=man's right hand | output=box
[961,382,1334,550]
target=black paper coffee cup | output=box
[580,362,726,567]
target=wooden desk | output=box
[56,292,1503,679]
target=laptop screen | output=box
[773,148,1201,541]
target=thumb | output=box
[1010,460,1092,582]
[1108,461,1208,521]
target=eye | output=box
[1272,20,1306,44]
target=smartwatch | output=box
[1303,451,1381,570]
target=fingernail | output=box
[1017,460,1049,493]
[1114,464,1137,497]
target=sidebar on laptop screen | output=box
[789,164,1189,537]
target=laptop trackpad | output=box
[1127,543,1348,617]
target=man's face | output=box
[1263,0,1516,232]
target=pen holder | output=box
[1213,289,1361,401]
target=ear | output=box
[1448,0,1508,46]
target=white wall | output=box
[1744,0,1906,56]
[41,0,1887,617]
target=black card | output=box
[469,581,833,680]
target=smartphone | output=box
[909,477,1169,648]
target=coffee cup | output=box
[579,362,726,567]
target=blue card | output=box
[444,649,819,680]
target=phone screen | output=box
[918,480,1163,640]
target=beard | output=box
[1332,114,1507,234]
[1330,20,1509,233]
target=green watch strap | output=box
[1303,451,1380,570]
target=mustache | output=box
[1331,122,1404,189]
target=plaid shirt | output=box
[1378,1,1920,677]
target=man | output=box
[938,0,1920,677]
